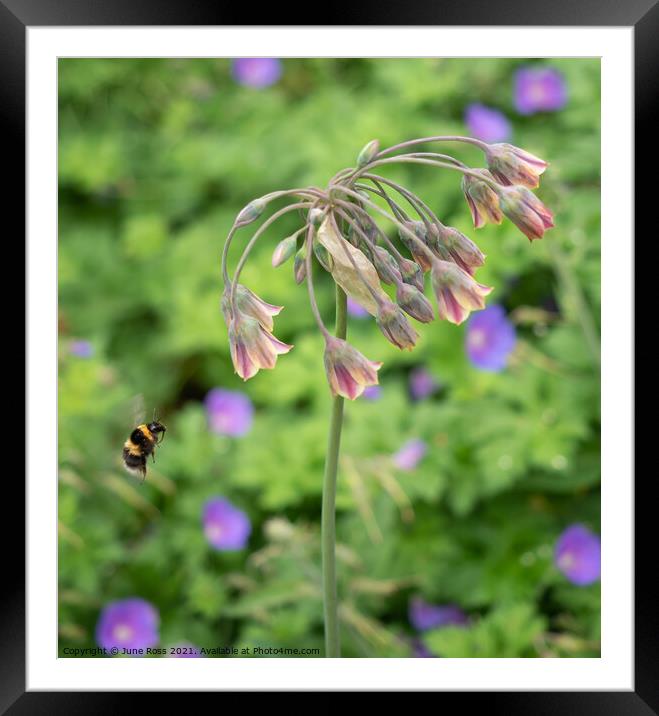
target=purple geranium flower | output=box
[465,104,512,143]
[409,367,440,400]
[362,384,382,400]
[465,305,516,372]
[169,642,202,658]
[205,388,254,437]
[231,58,282,89]
[393,439,427,471]
[202,497,251,551]
[411,638,436,658]
[96,598,159,652]
[514,67,567,115]
[70,340,93,358]
[347,297,370,319]
[409,597,469,632]
[554,524,601,586]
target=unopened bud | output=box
[372,246,402,285]
[376,300,418,350]
[357,139,380,168]
[271,234,298,267]
[396,282,435,323]
[398,258,425,292]
[308,208,325,226]
[235,197,267,227]
[294,244,308,284]
[313,235,334,272]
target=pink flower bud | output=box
[229,313,293,381]
[372,245,402,285]
[435,226,486,276]
[396,282,435,323]
[294,244,308,284]
[323,336,382,400]
[376,300,419,350]
[232,284,282,332]
[399,221,433,271]
[431,260,493,325]
[461,169,503,228]
[497,185,554,241]
[399,258,425,292]
[272,235,298,267]
[485,143,548,189]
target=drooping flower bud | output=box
[399,258,425,292]
[235,197,267,227]
[462,170,503,228]
[430,260,493,325]
[434,225,486,275]
[396,282,435,323]
[376,300,419,350]
[313,235,334,272]
[497,185,554,241]
[372,245,403,285]
[308,208,325,226]
[229,313,293,380]
[323,336,382,400]
[271,234,298,268]
[231,284,282,332]
[485,143,548,189]
[357,139,380,168]
[294,244,308,284]
[398,221,432,271]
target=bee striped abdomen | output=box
[122,419,166,481]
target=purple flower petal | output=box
[465,305,516,372]
[347,297,370,319]
[96,598,159,653]
[393,439,427,471]
[409,597,469,632]
[231,58,282,89]
[409,367,440,400]
[361,384,382,400]
[465,104,512,143]
[205,388,254,437]
[69,340,94,358]
[514,67,567,115]
[554,524,600,586]
[202,497,251,551]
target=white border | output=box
[28,27,633,690]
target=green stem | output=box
[322,284,347,658]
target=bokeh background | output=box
[58,58,601,658]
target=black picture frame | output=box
[6,1,649,710]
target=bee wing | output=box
[130,393,146,426]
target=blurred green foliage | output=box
[58,58,600,658]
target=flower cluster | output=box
[221,135,553,399]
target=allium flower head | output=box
[497,185,554,241]
[409,367,440,400]
[205,388,254,437]
[231,58,282,89]
[96,598,159,652]
[431,260,493,325]
[462,170,503,229]
[486,143,548,189]
[466,305,516,372]
[324,336,382,400]
[202,497,252,551]
[376,300,419,350]
[228,313,293,380]
[554,524,601,586]
[409,597,469,632]
[465,103,512,143]
[393,438,427,471]
[514,66,567,115]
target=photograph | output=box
[57,56,602,660]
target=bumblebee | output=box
[122,418,166,481]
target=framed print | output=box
[7,0,650,709]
